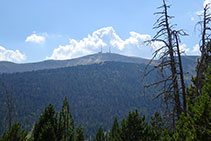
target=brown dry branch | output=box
[143,0,187,124]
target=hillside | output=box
[0,53,150,73]
[0,61,159,136]
[0,54,198,136]
[0,53,198,137]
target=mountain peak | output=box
[0,53,148,73]
[0,53,198,74]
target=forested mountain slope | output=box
[0,54,198,137]
[0,53,149,73]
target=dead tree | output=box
[144,0,187,121]
[172,30,187,115]
[195,3,211,96]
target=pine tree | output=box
[58,97,75,141]
[173,67,211,140]
[0,123,27,141]
[38,121,56,141]
[148,112,164,140]
[33,104,57,141]
[95,126,105,141]
[75,125,85,141]
[120,110,150,141]
[109,117,121,141]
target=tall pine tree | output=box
[75,125,85,141]
[0,123,27,141]
[33,104,58,141]
[58,97,75,141]
[120,110,150,141]
[173,67,211,140]
[95,126,105,141]
[109,117,121,141]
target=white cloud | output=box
[183,44,201,56]
[25,34,45,43]
[196,10,203,16]
[191,17,195,21]
[196,0,211,15]
[192,44,201,55]
[0,46,25,62]
[179,44,190,54]
[47,27,155,60]
[47,27,201,60]
[204,0,211,8]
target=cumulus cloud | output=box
[196,0,211,15]
[25,34,45,43]
[183,44,201,56]
[179,44,190,54]
[47,27,157,60]
[192,44,201,55]
[0,46,25,62]
[47,27,200,60]
[204,0,211,8]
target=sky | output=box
[0,0,209,63]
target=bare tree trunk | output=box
[163,0,182,119]
[196,8,206,96]
[175,33,186,115]
[144,0,188,124]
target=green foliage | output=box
[0,61,165,136]
[120,110,150,141]
[0,123,27,141]
[58,97,75,141]
[109,117,121,141]
[148,112,164,140]
[33,104,58,141]
[160,128,172,141]
[37,121,56,141]
[95,126,105,141]
[75,125,85,141]
[173,68,211,140]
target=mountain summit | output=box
[0,53,198,74]
[0,53,149,73]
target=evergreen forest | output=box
[0,0,210,140]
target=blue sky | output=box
[0,0,208,63]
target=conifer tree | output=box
[120,110,150,141]
[95,126,105,141]
[75,125,85,141]
[0,123,27,141]
[33,104,58,141]
[38,121,56,141]
[148,112,164,140]
[58,97,75,141]
[173,67,211,140]
[109,117,121,141]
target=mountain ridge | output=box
[0,55,199,136]
[0,53,198,74]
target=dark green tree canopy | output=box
[95,126,105,141]
[0,123,27,141]
[58,97,75,141]
[33,104,58,141]
[75,125,85,141]
[109,117,121,141]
